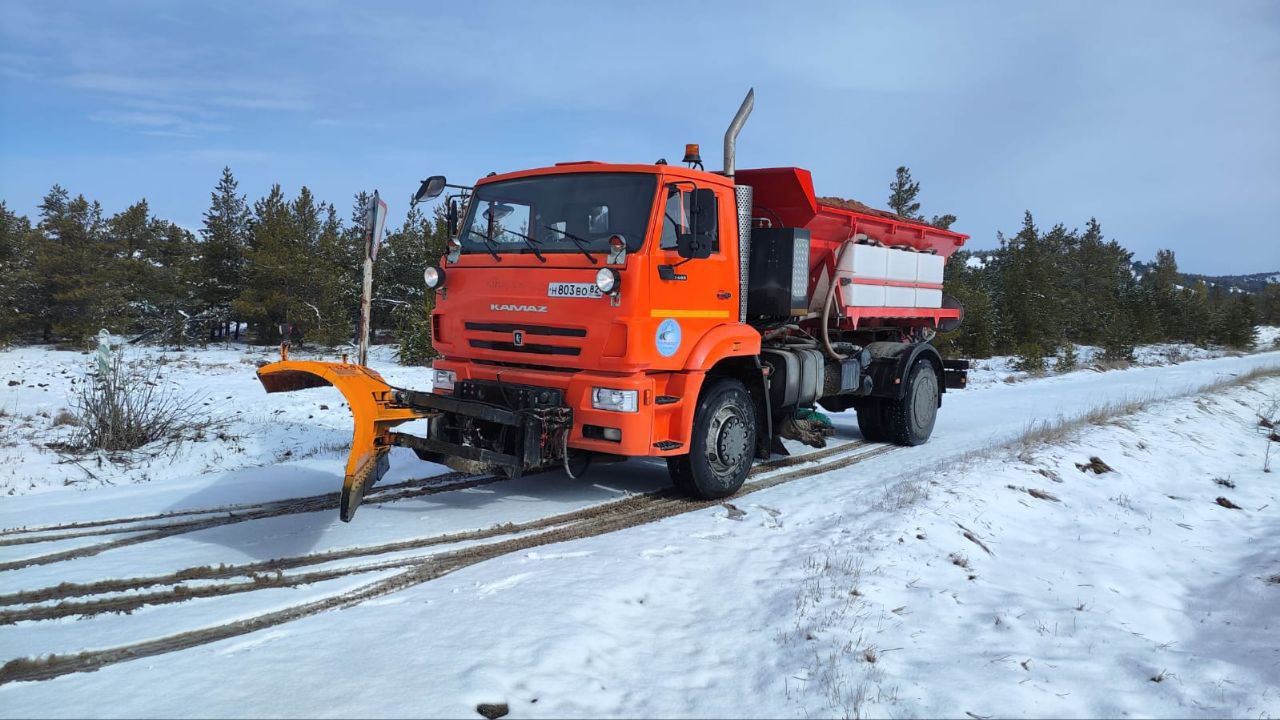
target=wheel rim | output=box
[706,403,750,480]
[911,368,939,431]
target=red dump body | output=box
[737,167,969,328]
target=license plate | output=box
[547,282,602,299]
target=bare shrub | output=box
[1260,396,1279,473]
[71,351,214,452]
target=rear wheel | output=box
[667,378,756,499]
[883,358,940,446]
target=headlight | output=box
[424,265,445,289]
[591,387,638,413]
[595,267,620,294]
[433,369,456,392]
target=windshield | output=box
[458,172,657,258]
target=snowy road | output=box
[1,349,1278,717]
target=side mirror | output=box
[446,199,459,237]
[413,175,447,205]
[485,203,514,222]
[676,188,717,259]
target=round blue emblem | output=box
[655,318,681,357]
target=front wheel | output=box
[667,378,757,499]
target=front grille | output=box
[465,321,586,357]
[469,340,581,356]
[464,322,586,338]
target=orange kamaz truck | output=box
[259,90,969,521]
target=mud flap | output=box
[257,360,428,522]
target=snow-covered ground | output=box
[0,340,1278,718]
[0,343,433,496]
[966,325,1280,388]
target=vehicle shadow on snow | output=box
[161,465,343,560]
[366,457,674,517]
[1181,534,1280,702]
[160,456,675,561]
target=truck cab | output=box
[426,162,759,467]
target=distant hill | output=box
[963,249,1278,294]
[1131,263,1280,293]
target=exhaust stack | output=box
[722,88,755,178]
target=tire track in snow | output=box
[0,442,895,684]
[0,470,478,542]
[0,472,510,570]
[1,439,872,609]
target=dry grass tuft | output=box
[958,524,993,555]
[1215,496,1242,510]
[1076,456,1114,474]
[1266,574,1280,585]
[51,409,78,427]
[949,552,970,569]
[1213,477,1236,489]
[1008,484,1061,502]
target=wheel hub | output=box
[707,406,749,477]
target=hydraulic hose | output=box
[822,241,854,361]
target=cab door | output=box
[645,181,740,368]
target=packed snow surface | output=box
[0,341,1278,718]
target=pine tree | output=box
[1215,293,1256,349]
[1258,283,1280,327]
[105,200,162,330]
[994,211,1058,356]
[934,251,995,358]
[198,167,252,340]
[148,221,199,345]
[1143,249,1185,340]
[33,186,122,343]
[234,184,299,343]
[887,166,922,220]
[0,202,38,344]
[376,205,450,363]
[310,203,355,346]
[929,213,957,230]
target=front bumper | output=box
[428,360,671,458]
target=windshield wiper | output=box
[543,225,599,264]
[462,228,502,262]
[504,228,546,263]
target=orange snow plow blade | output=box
[257,359,429,522]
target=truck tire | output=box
[666,378,756,499]
[883,358,939,446]
[855,400,889,442]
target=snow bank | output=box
[0,343,432,496]
[966,326,1280,388]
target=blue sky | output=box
[1,1,1277,274]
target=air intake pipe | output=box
[722,88,755,178]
